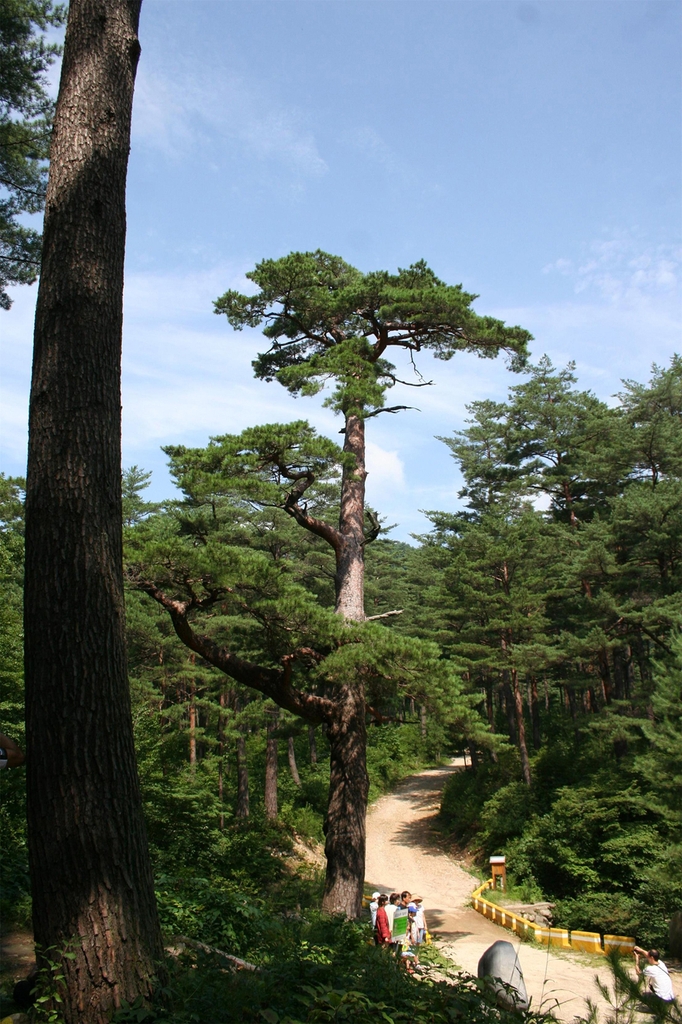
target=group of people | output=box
[369,890,428,971]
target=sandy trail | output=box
[365,762,681,1021]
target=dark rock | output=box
[477,940,530,1011]
[12,968,38,1011]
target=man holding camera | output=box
[634,946,675,1003]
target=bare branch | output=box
[365,609,404,621]
[363,507,381,545]
[364,405,419,420]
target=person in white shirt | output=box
[412,895,427,944]
[369,891,381,928]
[634,946,675,1003]
[385,893,399,934]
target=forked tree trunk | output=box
[265,711,278,820]
[23,4,164,1022]
[321,684,369,917]
[335,414,367,621]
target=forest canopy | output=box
[4,353,681,954]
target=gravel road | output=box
[364,761,680,1021]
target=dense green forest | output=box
[1,353,681,1019]
[414,355,682,947]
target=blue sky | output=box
[2,0,681,540]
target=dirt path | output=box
[364,762,681,1020]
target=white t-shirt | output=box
[385,904,397,931]
[644,961,674,1002]
[414,906,425,930]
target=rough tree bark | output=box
[322,683,369,917]
[24,3,164,1022]
[335,414,368,620]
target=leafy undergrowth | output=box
[111,917,551,1024]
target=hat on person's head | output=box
[372,891,381,899]
[412,895,423,903]
[408,902,418,913]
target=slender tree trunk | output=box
[529,676,541,750]
[420,704,427,740]
[265,710,278,820]
[511,670,532,786]
[485,679,495,730]
[599,649,613,704]
[308,724,318,764]
[23,4,164,1021]
[335,414,367,621]
[218,693,226,830]
[188,679,197,766]
[467,743,479,772]
[236,731,250,819]
[613,648,626,700]
[612,648,630,758]
[502,673,517,744]
[321,684,369,917]
[288,734,302,786]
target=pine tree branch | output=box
[136,581,335,723]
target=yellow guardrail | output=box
[471,879,635,956]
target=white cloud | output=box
[543,237,681,305]
[132,67,327,179]
[3,247,679,542]
[365,441,405,500]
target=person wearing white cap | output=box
[412,895,427,944]
[369,891,381,928]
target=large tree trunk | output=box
[321,684,369,917]
[264,710,278,820]
[23,4,164,1022]
[335,414,367,621]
